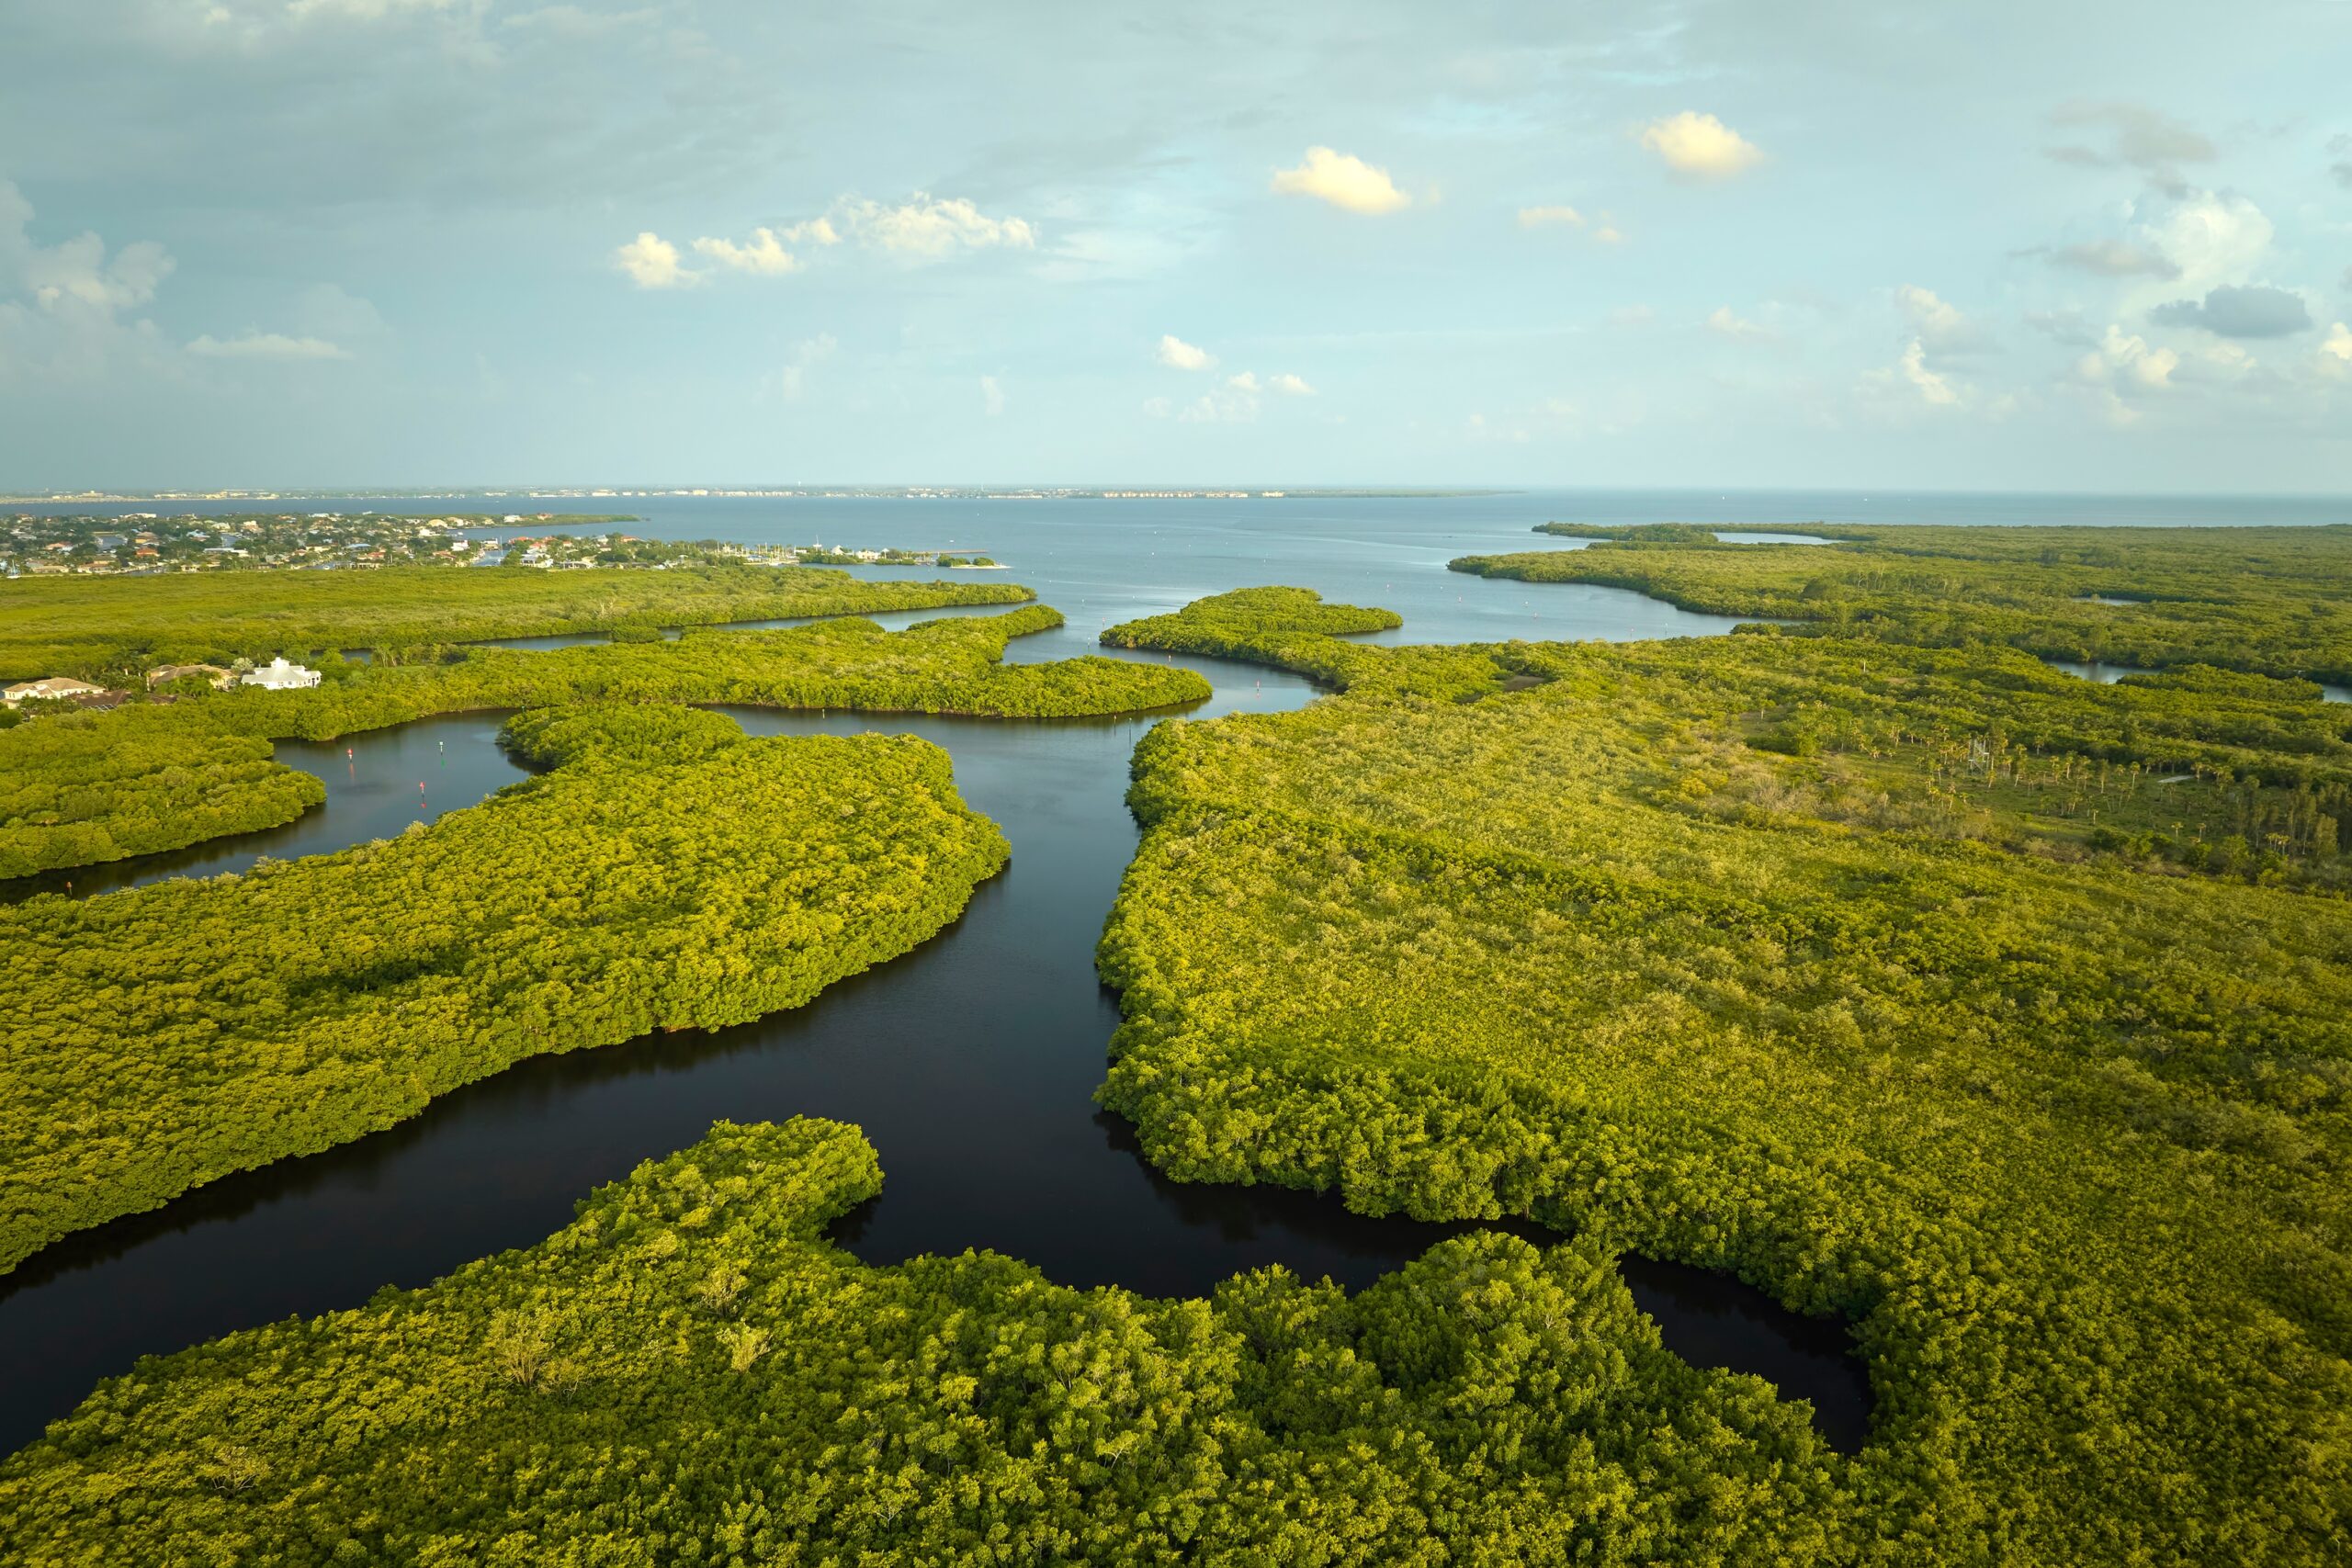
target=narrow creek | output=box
[0,638,1873,1456]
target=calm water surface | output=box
[0,620,1872,1457]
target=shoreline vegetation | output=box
[0,706,1012,1275]
[1090,579,2352,1562]
[0,602,1206,881]
[0,1119,1839,1565]
[1451,520,2352,685]
[0,561,1034,683]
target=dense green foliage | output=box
[497,703,752,772]
[0,714,323,879]
[1096,591,2352,1563]
[1,609,1206,879]
[1452,521,2352,683]
[186,607,1206,740]
[12,547,2352,1560]
[0,712,1009,1272]
[0,562,1031,682]
[0,1118,1845,1566]
[1100,587,1416,690]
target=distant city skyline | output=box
[3,2,2348,492]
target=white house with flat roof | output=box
[240,657,322,691]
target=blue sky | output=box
[2,1,2348,491]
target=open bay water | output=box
[24,489,2349,655]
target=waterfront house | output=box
[146,662,235,691]
[240,657,322,691]
[4,675,107,705]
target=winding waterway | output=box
[0,606,1872,1459]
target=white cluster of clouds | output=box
[1637,112,1764,180]
[1270,147,1410,214]
[3,179,376,384]
[1151,333,1213,371]
[1148,334,1315,422]
[618,194,1035,289]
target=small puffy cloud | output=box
[692,227,802,276]
[2068,324,2183,427]
[4,183,175,313]
[1706,305,1772,343]
[979,375,1005,416]
[1156,333,1216,370]
[1862,340,1961,411]
[839,193,1035,256]
[2077,323,2179,392]
[1638,112,1764,180]
[2046,240,2179,278]
[2319,321,2351,376]
[187,332,350,360]
[1592,217,1625,244]
[1271,147,1410,215]
[1269,372,1316,396]
[1893,341,1958,405]
[2150,284,2312,339]
[1609,303,1655,327]
[1895,285,1989,353]
[0,181,178,384]
[615,231,694,289]
[2147,190,2273,293]
[628,202,1010,288]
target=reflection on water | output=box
[0,636,1872,1459]
[2041,657,2158,685]
[0,712,526,904]
[458,599,1024,653]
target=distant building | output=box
[4,675,107,705]
[146,662,235,691]
[240,657,322,691]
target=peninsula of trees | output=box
[0,558,1033,684]
[1091,579,2352,1563]
[0,606,1206,879]
[0,707,1011,1272]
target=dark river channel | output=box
[0,630,1872,1456]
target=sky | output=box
[1,0,2348,493]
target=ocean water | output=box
[20,490,2347,655]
